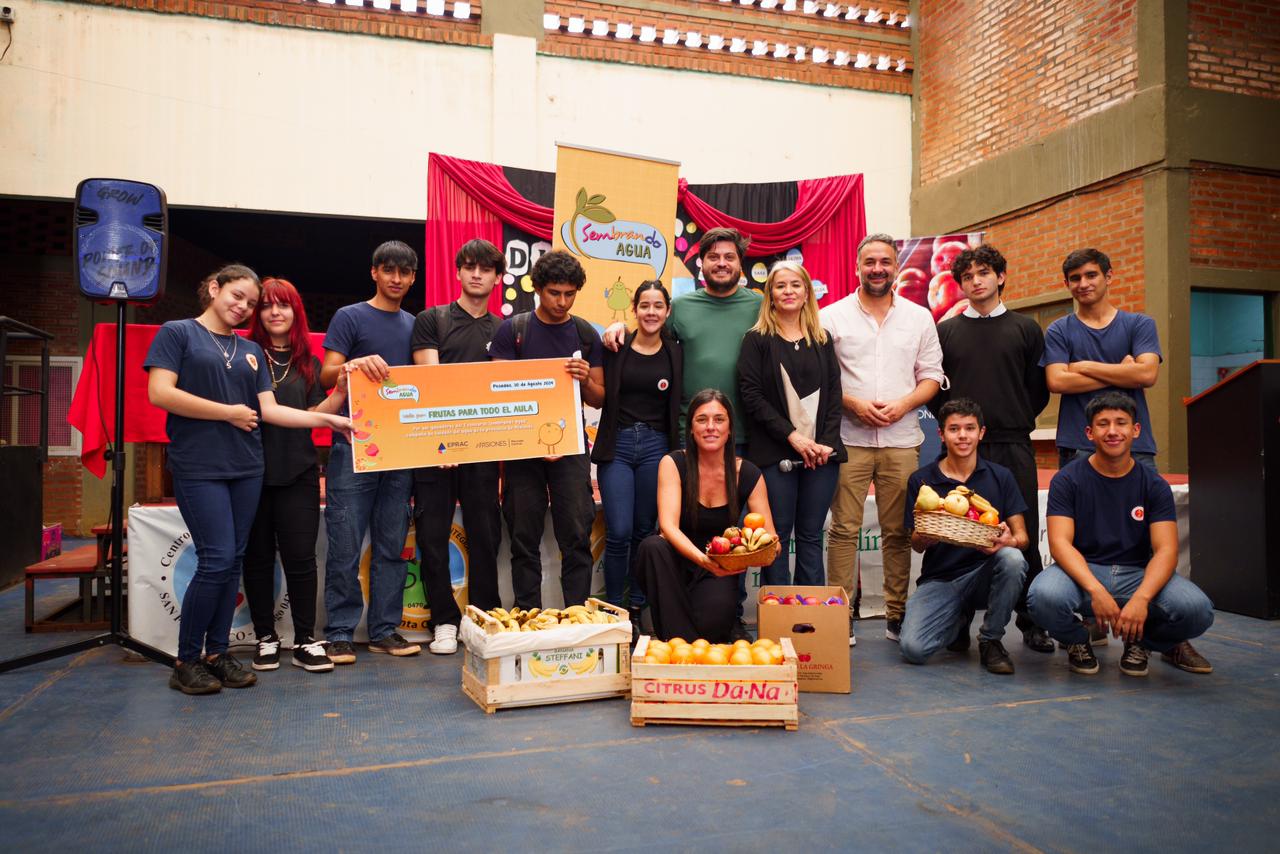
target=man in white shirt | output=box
[820,233,945,643]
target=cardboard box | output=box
[756,585,850,694]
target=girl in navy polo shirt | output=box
[145,265,350,695]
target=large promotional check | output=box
[346,359,584,473]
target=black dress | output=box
[634,450,763,642]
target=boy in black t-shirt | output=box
[1029,392,1214,677]
[489,250,605,609]
[901,399,1029,674]
[409,239,504,655]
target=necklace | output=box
[266,350,292,390]
[198,319,236,370]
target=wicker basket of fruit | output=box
[912,484,1001,550]
[705,514,780,576]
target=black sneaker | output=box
[328,640,357,664]
[947,611,974,653]
[728,618,752,643]
[368,632,421,656]
[292,638,334,672]
[1119,642,1149,677]
[885,618,901,642]
[1022,625,1055,654]
[848,615,857,648]
[168,661,222,695]
[1067,642,1100,675]
[204,653,257,688]
[252,634,281,671]
[979,639,1015,675]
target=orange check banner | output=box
[347,359,585,473]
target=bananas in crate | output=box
[483,605,620,632]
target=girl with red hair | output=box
[244,277,344,673]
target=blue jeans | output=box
[899,548,1027,665]
[173,474,263,663]
[760,459,840,586]
[597,423,668,608]
[323,442,413,643]
[1059,447,1157,473]
[1028,563,1214,653]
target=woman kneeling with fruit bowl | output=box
[634,389,774,642]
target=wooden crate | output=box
[460,598,632,714]
[630,636,799,731]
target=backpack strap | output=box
[512,311,531,359]
[433,303,453,349]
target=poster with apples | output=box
[893,232,985,322]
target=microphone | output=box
[778,459,807,473]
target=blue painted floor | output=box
[1,574,1277,852]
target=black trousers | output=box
[413,462,501,627]
[978,441,1044,627]
[634,535,737,643]
[502,453,595,609]
[242,467,320,641]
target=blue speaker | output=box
[73,178,168,303]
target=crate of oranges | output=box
[629,635,799,731]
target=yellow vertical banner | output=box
[552,144,689,330]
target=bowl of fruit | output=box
[704,513,781,576]
[912,484,1002,549]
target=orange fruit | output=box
[667,637,688,648]
[648,647,671,664]
[743,512,766,530]
[712,644,733,658]
[670,645,695,665]
[691,645,709,664]
[751,646,773,665]
[691,638,710,650]
[729,648,753,665]
[704,647,729,666]
[643,653,661,664]
[732,639,751,651]
[768,646,784,664]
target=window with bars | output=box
[1,357,82,455]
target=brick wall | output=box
[543,0,912,94]
[78,0,487,46]
[963,175,1148,312]
[1189,163,1280,270]
[1188,0,1280,99]
[917,0,1139,184]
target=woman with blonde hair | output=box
[736,260,845,587]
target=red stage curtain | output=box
[426,154,865,306]
[426,153,551,313]
[69,324,331,478]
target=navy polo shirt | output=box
[904,457,1027,584]
[1046,456,1176,567]
[143,319,271,479]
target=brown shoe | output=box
[1161,640,1212,674]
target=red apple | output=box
[967,508,982,520]
[708,536,731,555]
[935,299,970,322]
[729,536,743,547]
[928,271,964,316]
[894,267,930,309]
[761,595,780,605]
[931,240,969,276]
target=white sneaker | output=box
[429,623,458,654]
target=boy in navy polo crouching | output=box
[1029,392,1214,677]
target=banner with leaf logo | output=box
[552,145,688,328]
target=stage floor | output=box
[0,571,1275,851]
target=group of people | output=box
[147,227,1215,696]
